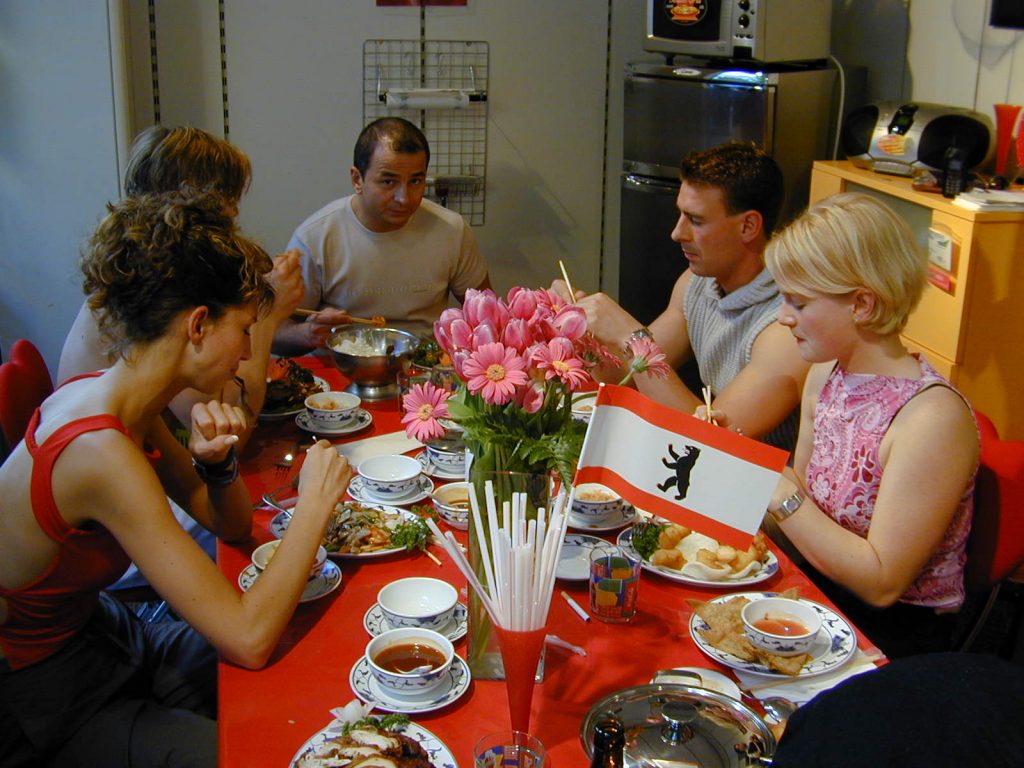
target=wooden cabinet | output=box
[809,161,1024,439]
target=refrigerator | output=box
[619,60,837,328]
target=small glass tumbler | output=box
[473,730,549,768]
[588,545,641,623]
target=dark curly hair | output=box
[81,190,274,358]
[353,117,430,176]
[679,141,785,238]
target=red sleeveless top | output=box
[0,404,137,669]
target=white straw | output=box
[424,518,501,623]
[468,485,501,625]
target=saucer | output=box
[237,560,341,603]
[556,534,611,581]
[414,449,465,480]
[295,408,373,435]
[567,505,637,532]
[363,601,468,642]
[348,474,434,506]
[349,654,471,714]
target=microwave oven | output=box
[644,0,832,62]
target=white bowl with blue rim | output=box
[357,454,422,499]
[377,577,458,631]
[571,483,627,523]
[741,596,822,657]
[304,390,361,430]
[365,627,454,695]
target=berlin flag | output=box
[573,384,790,548]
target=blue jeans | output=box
[1,593,216,767]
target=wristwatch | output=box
[772,491,805,523]
[624,326,654,352]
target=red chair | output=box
[957,410,1024,652]
[0,338,54,452]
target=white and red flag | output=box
[574,384,789,547]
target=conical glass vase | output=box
[466,457,550,680]
[494,625,548,733]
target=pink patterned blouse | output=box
[805,357,975,610]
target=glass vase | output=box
[466,451,550,680]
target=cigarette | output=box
[560,590,590,622]
[425,549,443,567]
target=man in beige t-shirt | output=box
[274,117,490,352]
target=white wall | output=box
[0,0,126,370]
[3,0,1022,371]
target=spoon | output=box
[405,665,433,675]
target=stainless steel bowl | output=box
[325,326,421,401]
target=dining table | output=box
[217,354,886,767]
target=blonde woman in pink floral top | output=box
[762,193,978,657]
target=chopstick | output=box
[558,260,577,303]
[701,385,719,426]
[291,308,386,326]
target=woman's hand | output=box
[265,250,305,324]
[189,400,248,463]
[298,440,352,508]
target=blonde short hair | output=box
[766,192,927,334]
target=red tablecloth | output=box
[218,356,883,767]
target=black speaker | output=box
[918,115,993,170]
[991,0,1024,29]
[840,104,879,158]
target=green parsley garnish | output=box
[391,516,431,552]
[341,713,410,735]
[630,520,667,560]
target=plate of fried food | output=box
[617,518,779,587]
[291,713,455,768]
[268,494,432,558]
[688,589,856,678]
[261,358,328,420]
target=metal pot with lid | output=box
[580,682,776,767]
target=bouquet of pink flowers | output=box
[401,287,669,486]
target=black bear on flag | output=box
[657,443,701,500]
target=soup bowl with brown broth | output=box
[365,627,454,694]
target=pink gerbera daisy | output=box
[400,382,451,442]
[531,340,590,389]
[462,342,529,405]
[623,335,671,380]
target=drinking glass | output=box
[473,730,549,768]
[589,545,641,623]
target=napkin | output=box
[733,649,883,706]
[335,431,423,467]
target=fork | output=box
[275,446,298,477]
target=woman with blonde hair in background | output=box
[760,192,978,658]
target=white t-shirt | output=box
[287,196,488,337]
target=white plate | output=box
[237,560,342,603]
[289,719,457,768]
[689,591,857,679]
[414,449,465,480]
[349,654,471,714]
[556,534,612,581]
[295,408,373,435]
[363,601,468,642]
[616,526,780,588]
[260,375,329,421]
[348,474,435,506]
[651,666,742,700]
[270,504,423,559]
[567,506,637,532]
